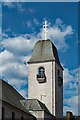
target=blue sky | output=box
[0,2,79,116]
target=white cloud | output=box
[0,49,28,80]
[0,62,27,79]
[63,95,78,116]
[0,27,1,33]
[63,67,78,85]
[63,68,73,84]
[63,67,78,98]
[0,50,14,65]
[2,2,26,13]
[63,67,78,115]
[0,27,2,41]
[2,35,38,55]
[38,21,73,51]
[20,55,31,63]
[0,50,28,98]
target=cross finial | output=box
[43,20,48,40]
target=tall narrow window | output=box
[21,116,24,120]
[58,69,63,86]
[58,69,60,77]
[12,112,15,120]
[2,107,5,120]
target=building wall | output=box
[28,61,53,114]
[29,110,55,120]
[55,63,63,118]
[28,61,63,118]
[52,61,56,116]
[44,111,55,120]
[0,81,2,120]
[29,110,44,120]
[2,101,35,119]
[0,100,2,120]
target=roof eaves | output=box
[28,59,55,64]
[2,100,35,117]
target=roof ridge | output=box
[37,99,51,113]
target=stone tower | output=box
[28,39,63,118]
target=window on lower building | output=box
[21,116,24,120]
[2,107,5,119]
[12,112,15,120]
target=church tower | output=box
[27,21,63,118]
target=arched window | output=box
[38,67,45,76]
[37,66,46,83]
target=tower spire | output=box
[43,20,48,40]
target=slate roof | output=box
[0,79,35,116]
[20,99,51,114]
[28,39,63,70]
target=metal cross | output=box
[43,20,48,40]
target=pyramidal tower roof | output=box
[28,39,63,70]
